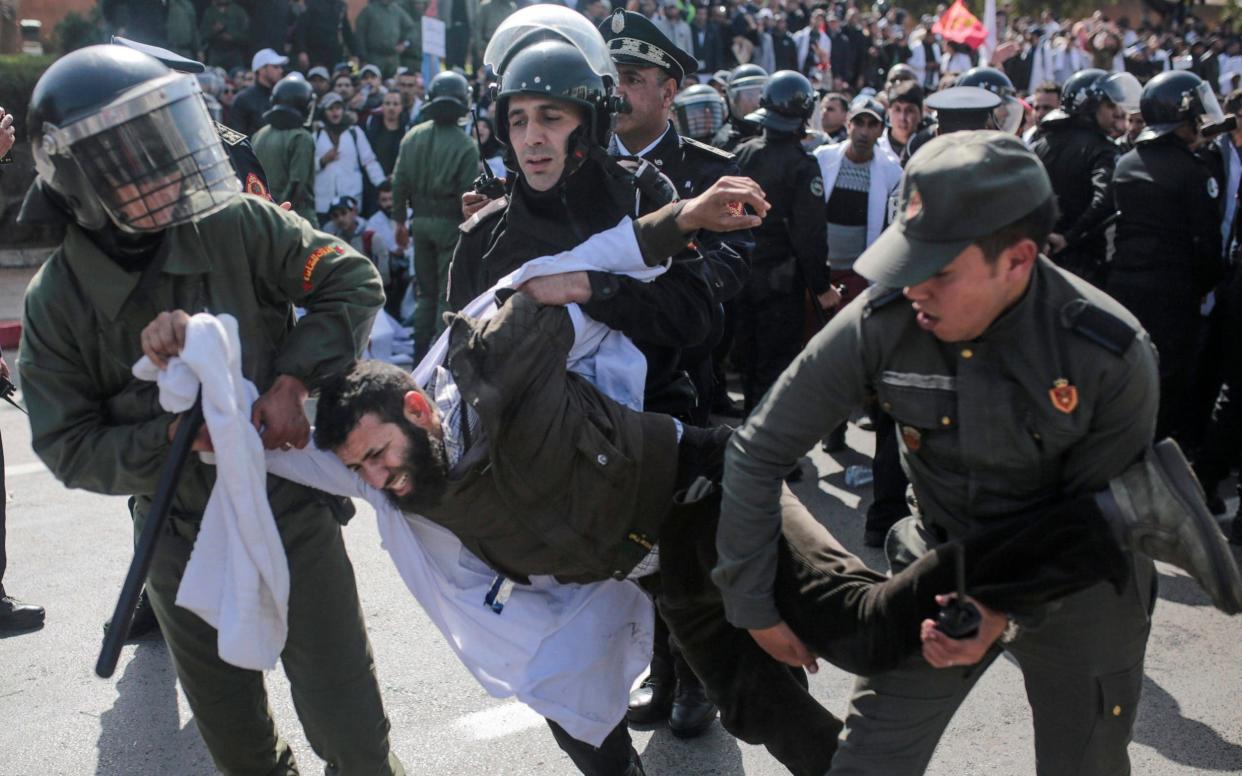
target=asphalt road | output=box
[2,395,1241,776]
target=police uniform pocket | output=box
[876,377,957,455]
[1095,662,1143,736]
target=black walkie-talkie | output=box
[469,106,505,201]
[935,547,981,640]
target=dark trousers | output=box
[657,479,1128,776]
[865,410,910,536]
[735,289,803,413]
[546,718,636,776]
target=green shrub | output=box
[54,8,108,56]
[0,54,55,141]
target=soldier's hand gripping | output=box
[676,176,769,234]
[252,374,311,451]
[748,620,820,674]
[143,310,214,451]
[919,595,1008,669]
[141,310,192,369]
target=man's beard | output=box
[380,205,393,218]
[384,417,450,513]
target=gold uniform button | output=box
[1112,705,1122,717]
[882,401,892,412]
[960,348,973,359]
[940,416,952,426]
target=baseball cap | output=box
[307,66,331,80]
[360,64,382,79]
[329,195,358,214]
[854,131,1054,288]
[848,95,886,123]
[252,48,289,71]
[319,91,344,109]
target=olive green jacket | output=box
[19,196,383,520]
[354,0,416,76]
[391,119,479,222]
[716,258,1160,629]
[165,0,201,60]
[253,125,318,225]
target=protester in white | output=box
[906,26,940,88]
[140,217,670,746]
[313,92,388,219]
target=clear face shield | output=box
[1194,81,1236,137]
[674,94,725,140]
[1100,72,1143,113]
[729,83,765,120]
[484,4,618,80]
[35,73,239,233]
[992,95,1024,134]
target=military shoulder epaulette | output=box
[682,136,734,161]
[458,195,508,234]
[215,122,247,146]
[863,286,905,316]
[1060,299,1137,356]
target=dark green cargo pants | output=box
[830,515,1157,776]
[137,496,405,776]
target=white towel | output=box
[133,313,291,671]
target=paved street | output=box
[2,391,1241,776]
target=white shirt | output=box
[313,125,387,214]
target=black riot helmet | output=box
[484,4,620,148]
[673,84,726,141]
[1059,68,1108,116]
[26,45,239,233]
[264,74,316,129]
[746,70,815,135]
[424,71,472,124]
[726,63,769,121]
[1138,70,1232,143]
[885,63,917,89]
[957,66,1022,133]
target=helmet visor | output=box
[41,74,238,233]
[484,4,617,81]
[1099,72,1142,113]
[992,95,1024,134]
[1196,81,1227,126]
[675,100,724,140]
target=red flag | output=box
[933,0,988,50]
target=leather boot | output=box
[668,651,717,739]
[103,588,161,640]
[0,594,45,631]
[1096,439,1242,614]
[623,750,647,776]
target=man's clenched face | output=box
[336,410,449,513]
[506,94,585,192]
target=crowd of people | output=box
[4,0,1242,775]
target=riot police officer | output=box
[253,74,318,224]
[956,65,1024,135]
[901,85,1002,164]
[1032,68,1141,283]
[733,71,832,414]
[1107,70,1229,441]
[673,84,727,143]
[712,63,768,152]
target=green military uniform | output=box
[200,0,249,71]
[354,0,417,78]
[473,0,516,55]
[396,0,425,70]
[19,196,403,776]
[391,118,478,354]
[164,0,201,61]
[253,124,318,225]
[716,132,1161,775]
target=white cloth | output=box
[313,126,387,214]
[814,142,903,252]
[364,210,414,262]
[269,216,667,746]
[132,314,291,671]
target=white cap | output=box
[252,48,289,71]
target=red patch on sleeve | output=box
[301,244,345,290]
[244,173,272,201]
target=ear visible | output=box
[1006,238,1039,279]
[403,390,435,431]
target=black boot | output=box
[0,593,45,631]
[102,588,161,640]
[626,671,674,725]
[821,423,847,453]
[668,651,717,738]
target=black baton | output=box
[96,394,204,678]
